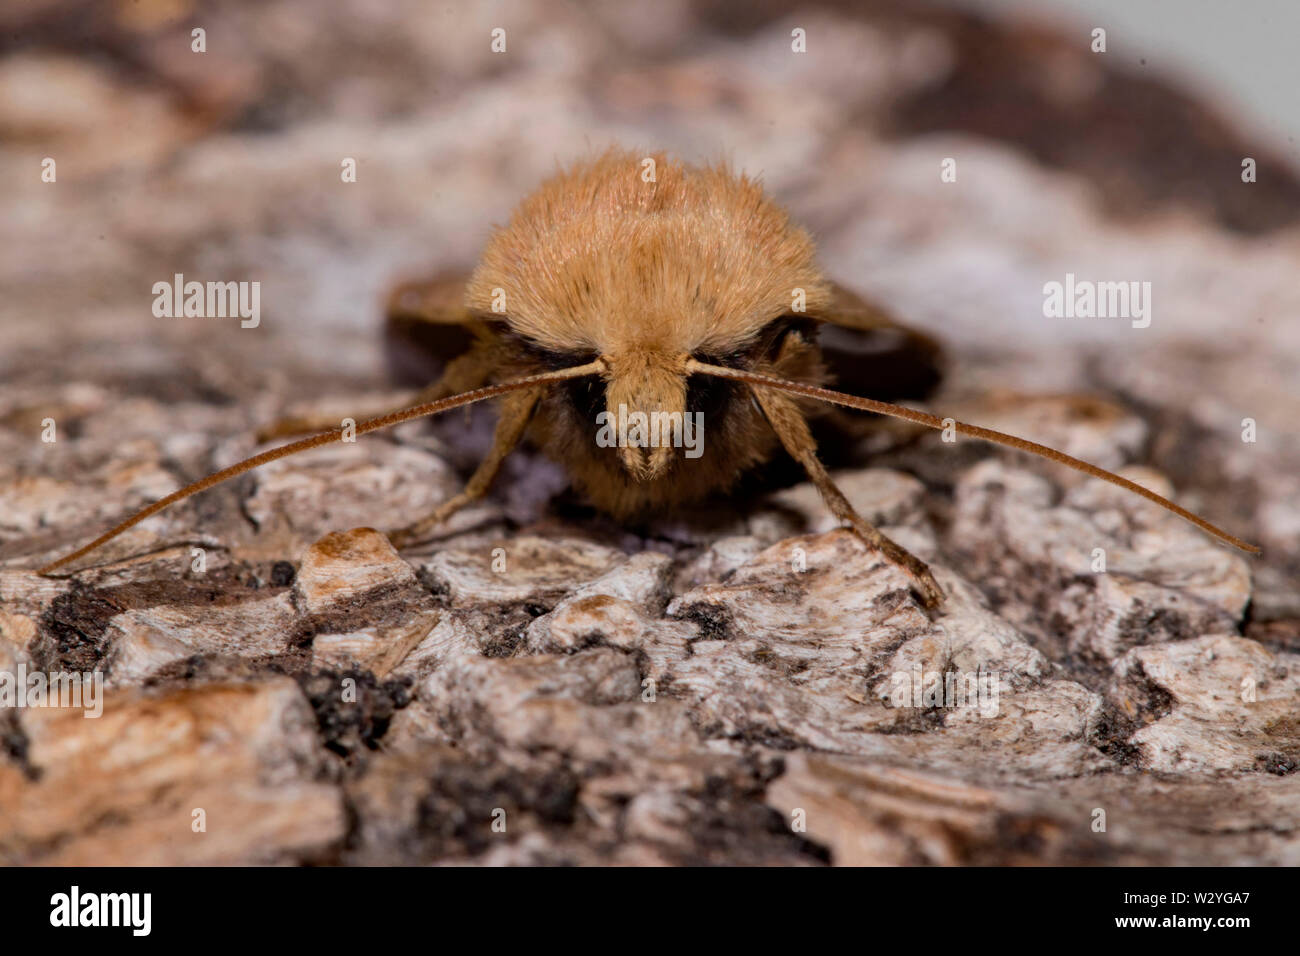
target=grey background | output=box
[968,0,1300,150]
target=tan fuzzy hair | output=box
[465,149,834,357]
[466,149,835,486]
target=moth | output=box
[38,150,1260,605]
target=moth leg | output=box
[386,387,540,549]
[753,385,944,608]
[255,347,495,442]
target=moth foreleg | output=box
[386,386,541,549]
[753,385,944,608]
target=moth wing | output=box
[384,270,495,385]
[815,281,945,401]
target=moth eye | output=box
[508,332,597,370]
[692,316,816,368]
[504,332,604,421]
[565,375,607,424]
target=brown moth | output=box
[38,149,1260,605]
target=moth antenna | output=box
[37,361,606,575]
[685,360,1261,556]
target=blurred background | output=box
[967,0,1300,151]
[2,0,1297,615]
[1,0,1299,869]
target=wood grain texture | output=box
[0,0,1297,865]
